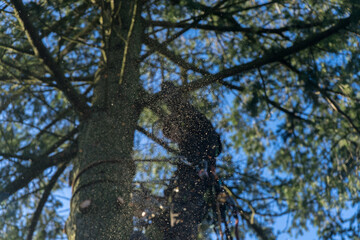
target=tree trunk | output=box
[66,1,143,239]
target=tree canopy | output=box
[0,0,360,239]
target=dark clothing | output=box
[160,83,223,239]
[161,82,222,167]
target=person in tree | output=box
[159,82,223,238]
[160,81,222,176]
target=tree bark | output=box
[66,1,143,239]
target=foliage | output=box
[0,0,360,239]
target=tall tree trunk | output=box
[66,1,143,239]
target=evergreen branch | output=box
[58,16,100,60]
[142,14,356,107]
[224,186,276,240]
[134,157,181,163]
[0,42,34,56]
[0,58,53,86]
[136,125,179,154]
[218,80,314,123]
[0,152,33,161]
[34,109,72,139]
[142,1,226,60]
[238,207,275,240]
[142,0,229,64]
[280,60,360,133]
[18,124,78,155]
[42,2,89,37]
[26,163,67,240]
[10,0,90,116]
[0,87,25,113]
[185,14,355,90]
[143,36,210,76]
[43,127,79,156]
[218,80,245,92]
[321,93,360,135]
[184,0,275,13]
[0,141,77,203]
[119,0,138,84]
[141,16,203,61]
[0,76,94,83]
[146,20,335,35]
[263,97,314,124]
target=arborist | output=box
[160,81,222,178]
[159,82,240,240]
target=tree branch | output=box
[225,186,276,240]
[34,108,72,140]
[280,60,360,133]
[42,2,89,37]
[136,125,179,154]
[146,20,336,35]
[0,141,77,203]
[142,1,227,61]
[141,14,356,108]
[58,16,99,60]
[265,97,314,124]
[0,152,34,161]
[187,14,355,89]
[218,80,314,123]
[321,93,360,134]
[26,163,67,240]
[0,42,34,56]
[43,127,79,156]
[143,36,210,76]
[0,76,94,83]
[10,0,90,116]
[238,207,275,240]
[0,58,53,86]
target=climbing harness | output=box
[170,157,241,240]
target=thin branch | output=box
[18,124,78,155]
[43,127,79,156]
[0,152,34,161]
[0,58,53,86]
[238,207,275,240]
[58,16,100,60]
[142,13,356,107]
[0,42,34,56]
[225,187,276,240]
[119,0,139,84]
[321,93,360,134]
[0,141,77,203]
[134,157,190,164]
[280,60,360,133]
[264,97,314,124]
[42,2,89,37]
[143,36,210,76]
[26,163,67,240]
[136,125,179,154]
[146,19,336,35]
[34,108,72,139]
[188,14,355,89]
[10,0,90,116]
[219,80,314,123]
[258,68,272,115]
[0,87,26,113]
[142,1,227,61]
[0,76,94,83]
[218,80,245,91]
